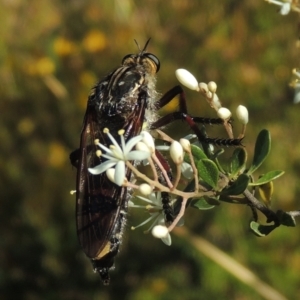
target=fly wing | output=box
[76,91,147,259]
[76,105,125,258]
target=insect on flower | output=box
[70,39,243,285]
[70,39,160,285]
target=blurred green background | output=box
[1,0,300,299]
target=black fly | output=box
[70,39,160,285]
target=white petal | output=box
[150,192,162,206]
[97,143,113,155]
[124,135,143,154]
[88,161,117,174]
[120,132,126,152]
[128,200,135,207]
[114,161,126,186]
[175,69,199,91]
[280,3,291,15]
[126,150,151,161]
[132,213,159,230]
[101,153,119,161]
[136,194,160,206]
[136,141,151,153]
[106,131,123,154]
[161,233,172,246]
[181,162,194,179]
[106,168,116,183]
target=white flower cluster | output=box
[129,192,173,246]
[264,0,300,15]
[88,128,195,245]
[89,128,151,186]
[87,67,252,246]
[175,68,249,137]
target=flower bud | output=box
[207,81,217,93]
[170,141,184,164]
[217,107,232,120]
[175,69,199,91]
[151,225,169,239]
[199,82,209,94]
[179,138,191,152]
[236,105,249,124]
[212,93,222,109]
[140,131,155,153]
[135,141,151,153]
[139,183,153,196]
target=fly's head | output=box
[121,39,160,75]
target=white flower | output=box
[129,192,172,246]
[88,129,150,186]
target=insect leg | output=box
[151,85,243,146]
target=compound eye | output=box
[122,54,135,65]
[145,53,160,73]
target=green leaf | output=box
[184,144,207,164]
[276,210,296,227]
[248,129,271,174]
[230,147,247,177]
[249,170,285,186]
[197,159,218,189]
[250,221,277,237]
[220,174,250,196]
[190,196,219,210]
[257,181,273,207]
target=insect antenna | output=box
[134,38,151,53]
